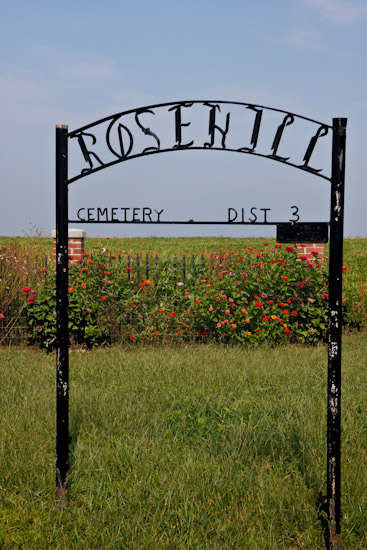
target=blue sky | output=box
[1,0,366,238]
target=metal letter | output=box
[97,208,108,221]
[168,103,194,149]
[154,208,164,221]
[135,108,161,153]
[228,208,237,222]
[238,105,263,152]
[204,102,230,148]
[269,113,294,161]
[77,208,86,221]
[74,131,105,175]
[106,117,134,159]
[299,124,329,175]
[249,207,257,223]
[260,208,271,223]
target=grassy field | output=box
[1,334,367,549]
[1,234,366,258]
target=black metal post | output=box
[327,118,346,548]
[56,124,69,504]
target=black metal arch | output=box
[56,104,346,549]
[67,100,332,184]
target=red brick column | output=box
[296,243,325,262]
[51,229,86,265]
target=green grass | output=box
[1,334,367,548]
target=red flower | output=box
[282,276,288,281]
[129,301,134,306]
[285,246,294,252]
[154,331,159,337]
[28,296,35,303]
[22,287,31,294]
[129,334,134,340]
[0,313,5,319]
[279,303,285,307]
[177,331,181,336]
[126,266,133,272]
[104,271,110,275]
[255,301,262,308]
[300,255,308,261]
[238,257,243,262]
[284,328,290,334]
[81,283,87,289]
[101,296,107,301]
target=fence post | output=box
[55,125,69,505]
[327,118,346,549]
[296,243,325,261]
[52,229,86,265]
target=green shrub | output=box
[22,243,337,349]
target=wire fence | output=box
[0,254,215,346]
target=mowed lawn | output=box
[1,335,367,549]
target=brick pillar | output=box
[51,229,86,265]
[296,243,325,262]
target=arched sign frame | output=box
[55,101,346,548]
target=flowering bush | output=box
[22,243,336,349]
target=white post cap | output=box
[51,229,86,238]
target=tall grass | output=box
[1,335,367,548]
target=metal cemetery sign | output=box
[56,100,346,548]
